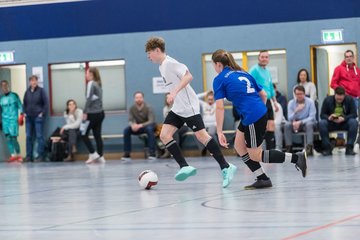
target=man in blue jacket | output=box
[319,86,358,156]
[23,75,48,162]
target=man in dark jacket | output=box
[319,86,357,156]
[23,75,48,162]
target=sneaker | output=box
[295,150,307,178]
[147,154,157,162]
[7,156,18,163]
[25,157,33,162]
[120,153,131,162]
[64,154,74,162]
[322,149,332,156]
[85,152,100,164]
[16,156,23,163]
[244,179,273,190]
[345,145,356,156]
[222,163,237,188]
[98,156,106,164]
[34,157,44,162]
[174,166,197,181]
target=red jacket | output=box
[330,60,360,97]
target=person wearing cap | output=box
[318,86,358,156]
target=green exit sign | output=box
[0,51,15,64]
[321,29,343,43]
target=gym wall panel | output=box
[0,17,359,138]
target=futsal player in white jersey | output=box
[145,37,237,188]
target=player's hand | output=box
[60,127,65,135]
[217,132,229,148]
[83,113,87,121]
[274,103,279,112]
[167,92,176,105]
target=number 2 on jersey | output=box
[238,76,255,93]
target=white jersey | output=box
[159,56,200,118]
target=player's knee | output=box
[160,131,171,143]
[194,130,210,145]
[247,148,262,162]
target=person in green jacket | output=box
[0,80,23,162]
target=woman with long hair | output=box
[212,49,307,189]
[82,67,105,164]
[60,99,83,161]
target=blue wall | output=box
[0,17,359,142]
[0,0,359,42]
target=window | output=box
[202,53,243,91]
[49,59,126,115]
[202,50,287,97]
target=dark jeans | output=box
[26,116,45,159]
[82,111,105,156]
[319,118,358,150]
[123,123,156,155]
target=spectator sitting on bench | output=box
[121,91,156,161]
[319,86,358,156]
[60,99,83,162]
[284,85,316,155]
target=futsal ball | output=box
[138,170,158,190]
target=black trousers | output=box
[82,111,105,156]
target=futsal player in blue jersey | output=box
[212,49,307,189]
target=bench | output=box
[89,133,149,157]
[294,130,347,149]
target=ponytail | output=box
[212,49,243,71]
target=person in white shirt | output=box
[196,91,217,155]
[272,101,285,151]
[60,99,83,161]
[145,37,237,188]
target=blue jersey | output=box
[213,67,267,126]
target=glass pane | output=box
[203,53,243,91]
[100,65,126,111]
[90,62,126,111]
[247,50,287,97]
[50,65,86,114]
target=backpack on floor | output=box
[50,141,68,162]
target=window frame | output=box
[48,58,127,116]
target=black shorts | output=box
[164,111,205,132]
[266,99,274,120]
[238,113,267,148]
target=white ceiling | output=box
[0,0,86,8]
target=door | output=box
[311,43,357,114]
